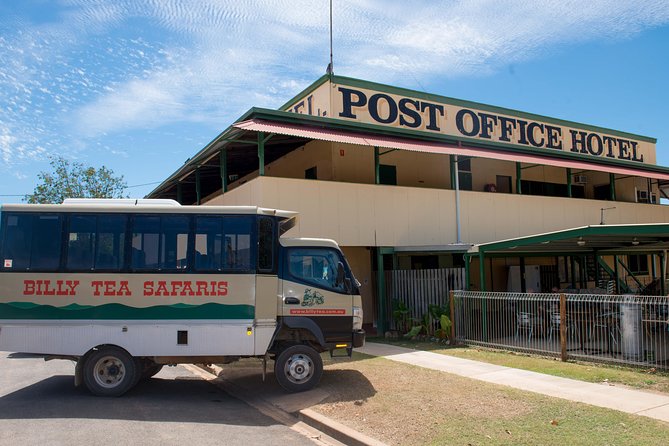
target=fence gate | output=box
[385,268,466,332]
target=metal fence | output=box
[385,268,466,332]
[452,290,669,370]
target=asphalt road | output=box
[0,352,316,446]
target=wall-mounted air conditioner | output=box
[637,190,649,202]
[573,175,587,184]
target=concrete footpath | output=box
[359,342,669,423]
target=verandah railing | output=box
[452,291,669,370]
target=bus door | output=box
[280,247,353,343]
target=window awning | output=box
[234,119,669,181]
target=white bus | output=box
[0,199,365,396]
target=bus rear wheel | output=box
[83,347,137,397]
[274,344,323,392]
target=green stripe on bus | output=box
[0,302,255,320]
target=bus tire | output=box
[274,344,323,392]
[83,347,137,397]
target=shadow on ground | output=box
[215,355,377,413]
[0,373,277,427]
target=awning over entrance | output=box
[466,224,669,294]
[469,224,669,256]
[234,119,669,182]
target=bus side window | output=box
[31,215,62,270]
[67,215,96,271]
[258,217,275,273]
[3,214,33,270]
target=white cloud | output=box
[1,0,669,164]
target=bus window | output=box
[287,248,347,293]
[132,215,189,271]
[194,216,252,272]
[95,215,126,270]
[2,213,62,271]
[31,215,62,270]
[257,217,275,273]
[67,215,96,270]
[3,214,32,270]
[224,217,251,270]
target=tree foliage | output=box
[25,156,128,204]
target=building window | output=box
[379,164,397,185]
[496,175,512,193]
[628,254,649,274]
[594,184,611,201]
[457,158,472,191]
[521,180,584,198]
[305,166,317,180]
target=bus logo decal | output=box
[301,289,324,307]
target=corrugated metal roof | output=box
[234,119,669,182]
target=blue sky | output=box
[1,0,669,203]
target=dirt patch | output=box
[314,354,534,445]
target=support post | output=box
[570,256,576,288]
[220,149,228,193]
[176,182,182,204]
[449,155,456,188]
[566,168,572,198]
[652,254,657,279]
[258,132,265,176]
[454,155,461,243]
[609,173,616,201]
[195,168,201,205]
[374,146,380,184]
[614,255,619,294]
[449,290,456,343]
[519,256,526,293]
[661,251,666,296]
[376,248,387,336]
[516,162,522,194]
[479,252,487,342]
[464,254,471,290]
[559,293,567,362]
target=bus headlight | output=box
[353,306,363,330]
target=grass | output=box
[371,337,669,394]
[313,352,669,446]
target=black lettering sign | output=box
[334,88,644,163]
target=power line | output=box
[1,181,163,197]
[125,181,162,189]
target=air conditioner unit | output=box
[637,190,649,202]
[573,175,587,184]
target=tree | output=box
[25,156,128,204]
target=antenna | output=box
[326,0,334,75]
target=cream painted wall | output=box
[341,246,374,324]
[265,141,334,180]
[206,176,669,248]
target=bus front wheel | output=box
[83,347,137,397]
[274,344,323,392]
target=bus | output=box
[0,199,365,396]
